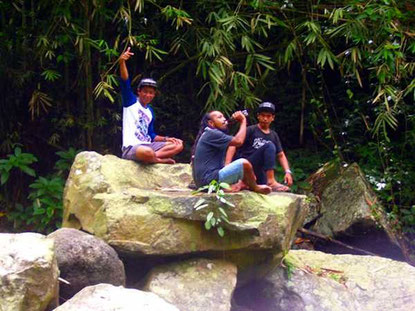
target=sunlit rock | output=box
[0,232,59,311]
[62,152,308,280]
[53,284,179,311]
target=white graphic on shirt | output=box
[134,108,151,142]
[252,137,270,149]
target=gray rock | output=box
[234,250,415,311]
[145,258,237,311]
[61,152,308,277]
[48,228,125,300]
[307,162,401,257]
[53,283,179,311]
[0,232,59,311]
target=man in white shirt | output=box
[119,47,183,164]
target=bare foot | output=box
[156,158,176,164]
[224,180,250,193]
[253,184,272,195]
[226,184,241,192]
[268,181,290,192]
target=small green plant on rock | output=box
[192,180,234,237]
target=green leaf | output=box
[20,166,36,177]
[219,182,230,189]
[205,219,212,230]
[206,211,214,222]
[210,217,216,226]
[218,207,228,218]
[33,208,46,215]
[195,204,209,211]
[1,171,10,185]
[41,70,62,82]
[46,206,54,217]
[14,147,22,156]
[194,198,206,209]
[217,227,225,237]
[208,184,216,194]
[191,184,210,194]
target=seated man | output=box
[192,110,271,194]
[119,47,183,164]
[225,102,293,191]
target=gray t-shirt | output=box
[193,127,233,187]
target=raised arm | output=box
[119,47,134,81]
[229,111,247,147]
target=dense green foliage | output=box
[1,0,414,259]
[1,147,77,233]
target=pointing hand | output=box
[120,47,134,62]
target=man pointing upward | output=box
[119,47,183,163]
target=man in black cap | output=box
[118,47,183,164]
[225,102,293,191]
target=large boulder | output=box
[0,232,59,311]
[62,152,308,273]
[234,250,415,311]
[53,284,179,311]
[306,162,402,258]
[48,228,126,300]
[145,258,237,311]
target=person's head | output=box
[257,102,275,127]
[207,110,228,131]
[137,78,157,106]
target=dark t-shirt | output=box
[193,127,233,187]
[236,125,283,158]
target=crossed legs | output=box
[135,141,183,164]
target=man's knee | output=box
[176,141,184,152]
[136,146,155,161]
[241,159,253,171]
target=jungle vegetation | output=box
[1,0,414,262]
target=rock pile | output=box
[1,152,414,311]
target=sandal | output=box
[270,183,290,192]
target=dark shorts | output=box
[122,142,166,160]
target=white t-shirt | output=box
[122,99,153,147]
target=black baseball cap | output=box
[257,102,275,114]
[138,78,158,90]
